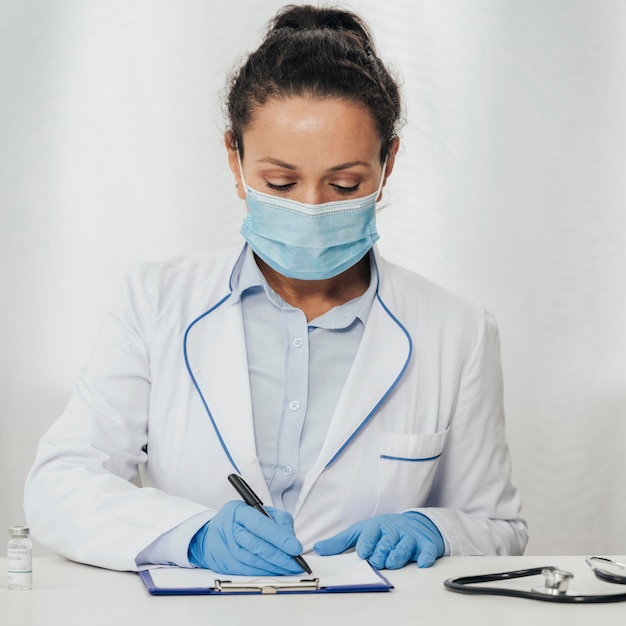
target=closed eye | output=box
[332,183,361,195]
[264,181,362,195]
[265,181,295,193]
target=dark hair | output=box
[226,4,403,161]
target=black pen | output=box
[227,473,313,575]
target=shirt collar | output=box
[230,245,378,327]
[230,245,265,304]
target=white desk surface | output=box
[2,555,625,626]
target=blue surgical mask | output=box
[238,158,386,280]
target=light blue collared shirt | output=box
[136,246,377,566]
[231,246,377,513]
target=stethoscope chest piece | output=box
[531,568,577,597]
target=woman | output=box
[24,4,527,574]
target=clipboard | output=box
[138,553,394,595]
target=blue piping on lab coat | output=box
[380,454,442,462]
[182,247,413,477]
[324,286,413,468]
[182,250,243,474]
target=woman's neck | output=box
[254,254,371,322]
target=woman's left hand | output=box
[313,512,445,569]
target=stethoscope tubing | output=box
[592,569,626,586]
[444,566,626,603]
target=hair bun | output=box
[269,4,376,53]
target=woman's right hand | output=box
[187,500,304,575]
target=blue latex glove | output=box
[188,500,305,575]
[313,512,444,569]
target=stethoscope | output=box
[444,556,626,603]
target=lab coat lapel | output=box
[184,294,270,502]
[295,293,411,513]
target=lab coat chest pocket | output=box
[376,428,450,512]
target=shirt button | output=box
[289,400,300,411]
[292,337,303,348]
[282,465,293,476]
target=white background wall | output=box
[1,0,625,557]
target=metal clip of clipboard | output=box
[214,577,320,594]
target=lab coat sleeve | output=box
[24,264,214,571]
[135,511,214,568]
[414,310,528,556]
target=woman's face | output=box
[227,96,398,205]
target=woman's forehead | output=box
[242,95,382,164]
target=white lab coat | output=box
[24,245,527,571]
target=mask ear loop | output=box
[236,147,249,222]
[236,148,247,188]
[374,158,388,212]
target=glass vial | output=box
[7,526,32,590]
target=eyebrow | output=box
[329,160,372,172]
[256,157,372,172]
